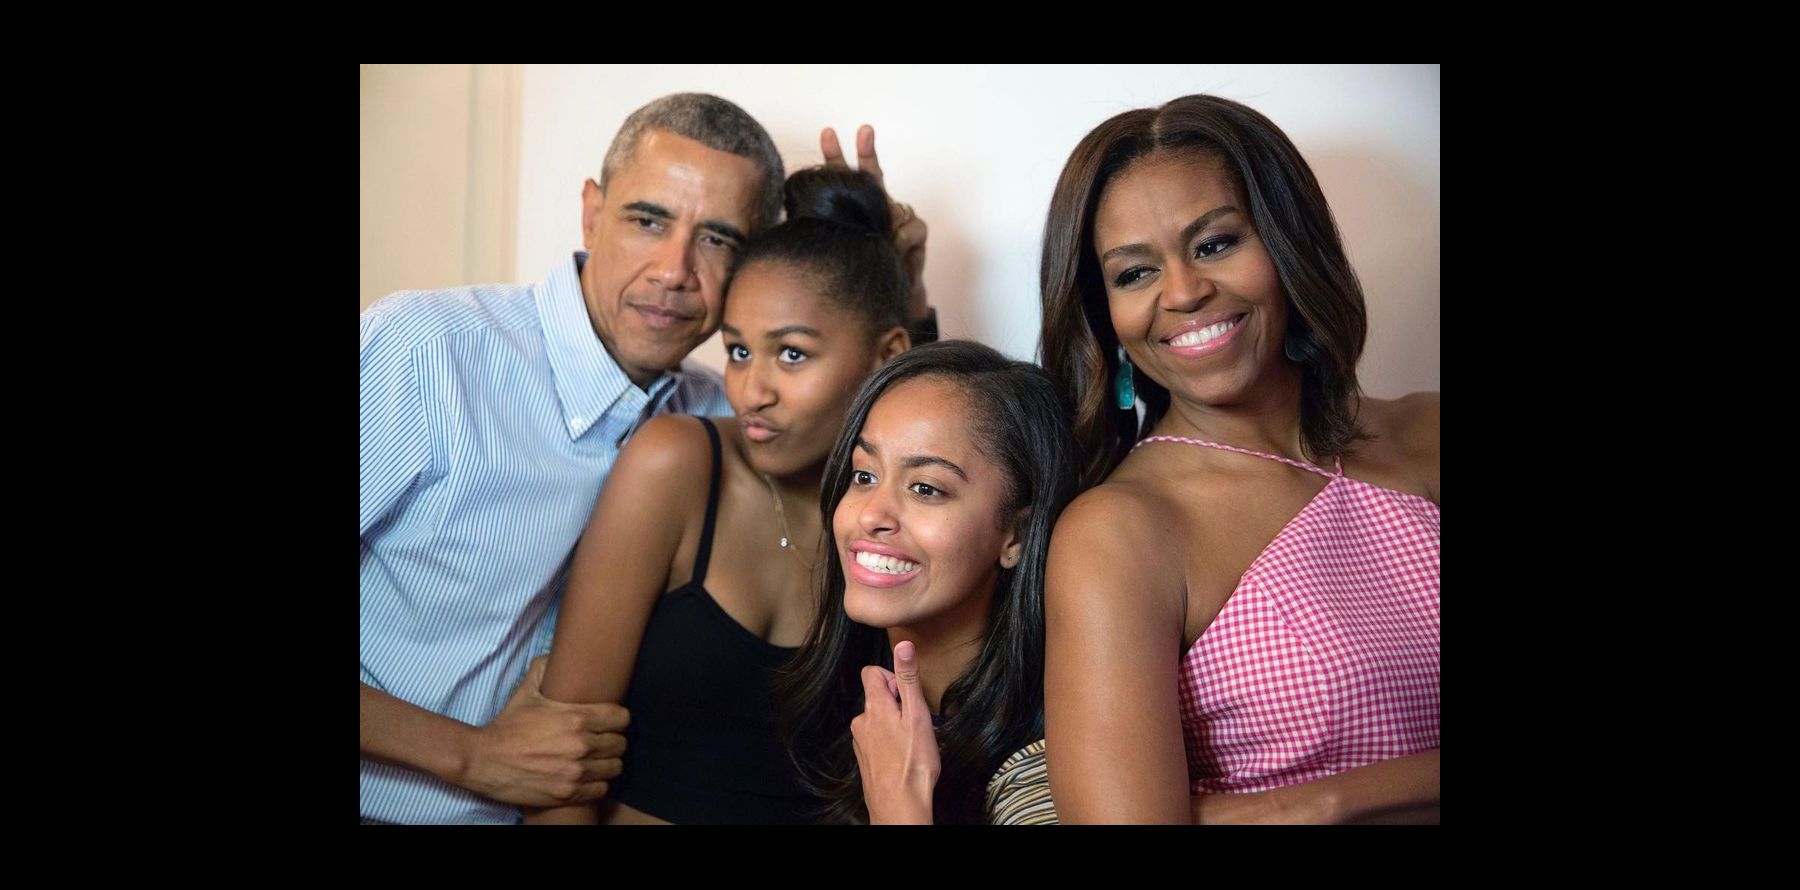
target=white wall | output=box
[499,65,1438,397]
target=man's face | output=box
[580,129,765,386]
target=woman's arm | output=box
[1190,748,1440,824]
[522,415,714,825]
[1043,490,1193,823]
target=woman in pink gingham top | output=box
[1037,94,1439,824]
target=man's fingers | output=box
[582,729,628,759]
[894,215,928,253]
[575,701,630,734]
[821,127,847,168]
[581,755,624,782]
[856,124,884,185]
[566,780,611,805]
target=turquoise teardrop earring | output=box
[1114,346,1136,409]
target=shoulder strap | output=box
[1133,435,1334,480]
[690,416,724,588]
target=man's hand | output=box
[821,124,929,320]
[850,641,939,824]
[457,656,629,808]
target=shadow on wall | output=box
[1306,146,1440,399]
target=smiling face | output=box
[579,129,765,388]
[1093,150,1294,411]
[721,261,906,479]
[835,377,1023,644]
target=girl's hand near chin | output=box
[851,640,940,824]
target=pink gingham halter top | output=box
[1133,435,1440,794]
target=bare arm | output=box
[1044,491,1192,823]
[359,661,627,809]
[524,415,713,824]
[1190,749,1440,824]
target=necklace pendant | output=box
[779,537,790,548]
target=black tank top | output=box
[607,417,815,823]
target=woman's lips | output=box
[1160,313,1246,359]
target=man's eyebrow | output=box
[622,200,673,219]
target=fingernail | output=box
[897,640,915,663]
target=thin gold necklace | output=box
[760,472,818,572]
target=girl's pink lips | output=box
[844,540,924,589]
[741,418,782,443]
[848,540,918,561]
[845,555,923,589]
[1159,313,1247,359]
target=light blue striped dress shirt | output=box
[360,252,733,824]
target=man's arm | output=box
[360,660,627,809]
[359,308,624,811]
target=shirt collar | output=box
[535,252,679,441]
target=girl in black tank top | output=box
[530,156,925,824]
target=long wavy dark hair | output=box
[1038,94,1370,491]
[775,340,1079,824]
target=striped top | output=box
[1134,435,1440,795]
[985,738,1057,825]
[359,253,732,824]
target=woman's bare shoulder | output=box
[1357,393,1439,501]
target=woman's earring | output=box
[1114,346,1136,409]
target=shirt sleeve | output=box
[360,309,433,538]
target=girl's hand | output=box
[850,640,940,824]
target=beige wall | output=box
[360,64,520,311]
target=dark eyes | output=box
[628,216,737,252]
[724,345,809,364]
[1194,234,1239,259]
[1109,235,1242,289]
[847,471,944,500]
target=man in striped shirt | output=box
[360,94,789,824]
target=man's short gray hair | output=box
[600,93,785,230]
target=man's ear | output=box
[580,178,605,248]
[871,325,911,371]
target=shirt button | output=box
[569,418,583,429]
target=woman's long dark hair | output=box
[775,340,1079,824]
[1038,94,1370,491]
